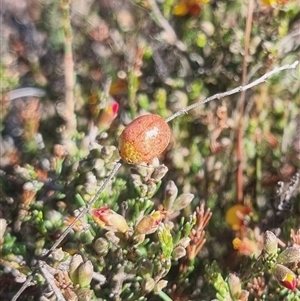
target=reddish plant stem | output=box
[236,0,254,203]
[61,0,76,135]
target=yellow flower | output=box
[225,204,251,231]
[233,237,258,256]
[260,0,289,6]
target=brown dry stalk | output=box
[236,0,254,203]
[60,0,76,135]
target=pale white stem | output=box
[38,261,66,301]
[148,0,186,52]
[165,60,299,123]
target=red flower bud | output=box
[273,264,297,291]
[97,99,119,130]
[92,206,129,233]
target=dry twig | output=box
[38,261,66,301]
[60,0,76,136]
[148,0,187,52]
[165,60,299,123]
[236,0,254,203]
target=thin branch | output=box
[7,88,46,100]
[60,0,76,135]
[237,0,254,113]
[38,261,66,301]
[165,60,299,123]
[148,0,186,52]
[11,273,35,301]
[236,0,254,203]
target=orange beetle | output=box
[119,114,171,164]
